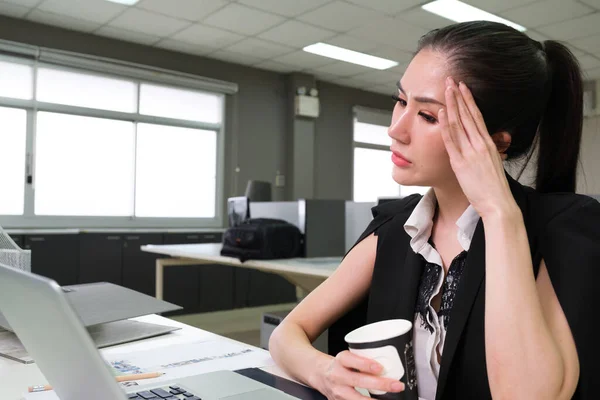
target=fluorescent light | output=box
[422,0,526,32]
[105,0,140,5]
[302,43,399,70]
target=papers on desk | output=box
[105,339,275,384]
[24,339,274,399]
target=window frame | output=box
[0,53,230,229]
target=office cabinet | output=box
[121,234,163,297]
[78,234,123,285]
[235,269,297,308]
[24,235,79,286]
[163,232,230,314]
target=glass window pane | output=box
[35,112,135,216]
[353,148,399,202]
[0,107,27,215]
[353,120,391,146]
[139,83,223,124]
[0,60,33,100]
[135,123,217,218]
[37,67,137,112]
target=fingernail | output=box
[370,363,382,372]
[392,382,404,391]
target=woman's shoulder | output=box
[529,191,600,225]
[370,193,423,219]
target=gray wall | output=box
[0,16,395,217]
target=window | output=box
[0,107,27,215]
[0,54,227,228]
[353,106,429,202]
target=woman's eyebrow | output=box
[397,81,445,107]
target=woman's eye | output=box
[392,94,407,107]
[420,113,438,124]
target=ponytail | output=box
[536,40,583,193]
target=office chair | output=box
[245,180,272,202]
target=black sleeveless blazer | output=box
[328,172,600,400]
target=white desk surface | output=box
[142,243,341,279]
[0,314,294,400]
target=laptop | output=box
[0,263,299,400]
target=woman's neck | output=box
[432,184,470,227]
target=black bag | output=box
[220,218,303,262]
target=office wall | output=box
[579,116,600,194]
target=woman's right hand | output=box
[316,350,405,400]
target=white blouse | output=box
[403,189,480,400]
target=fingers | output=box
[456,81,487,136]
[336,351,382,374]
[444,80,471,153]
[328,351,405,394]
[452,82,486,151]
[439,108,461,162]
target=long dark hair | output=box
[417,21,583,193]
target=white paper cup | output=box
[344,319,417,400]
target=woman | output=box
[269,21,600,400]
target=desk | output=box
[141,243,341,301]
[0,314,294,400]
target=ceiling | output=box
[1,0,600,95]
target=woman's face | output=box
[389,49,457,189]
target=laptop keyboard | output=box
[128,385,202,400]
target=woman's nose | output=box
[388,111,411,144]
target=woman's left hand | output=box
[438,77,518,219]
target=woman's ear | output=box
[491,131,511,159]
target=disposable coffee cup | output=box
[344,319,418,400]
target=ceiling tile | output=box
[570,33,600,54]
[95,26,161,46]
[369,45,414,64]
[297,1,382,32]
[345,0,423,16]
[37,0,126,24]
[3,0,41,7]
[583,66,600,79]
[238,0,326,17]
[272,50,336,69]
[578,54,600,69]
[347,17,428,52]
[500,0,594,29]
[207,49,264,66]
[396,7,453,30]
[364,83,395,95]
[577,0,600,11]
[136,0,228,22]
[108,8,190,37]
[224,38,295,59]
[254,60,296,73]
[351,70,401,85]
[27,9,102,32]
[537,13,600,40]
[170,23,243,48]
[0,1,30,18]
[258,20,336,48]
[311,61,374,77]
[203,3,285,36]
[154,38,216,56]
[325,34,378,52]
[462,0,539,13]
